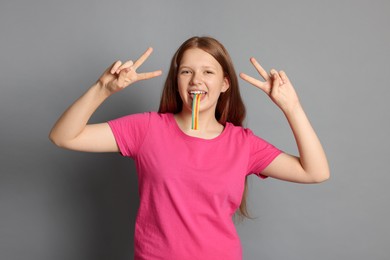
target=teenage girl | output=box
[49,36,329,260]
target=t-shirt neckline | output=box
[167,113,230,142]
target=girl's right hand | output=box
[97,47,162,95]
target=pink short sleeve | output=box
[107,112,150,158]
[247,130,282,178]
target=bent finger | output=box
[279,70,290,84]
[270,69,282,89]
[110,61,122,74]
[133,47,154,70]
[116,60,134,74]
[270,69,282,82]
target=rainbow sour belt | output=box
[191,93,202,130]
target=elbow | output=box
[48,131,56,145]
[312,170,330,183]
[48,131,66,148]
[48,133,60,147]
[49,131,78,150]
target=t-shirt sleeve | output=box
[107,112,151,158]
[247,130,282,179]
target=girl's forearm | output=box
[49,82,110,146]
[283,104,330,182]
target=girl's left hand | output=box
[240,57,300,114]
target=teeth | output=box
[189,91,206,94]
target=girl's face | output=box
[177,48,229,115]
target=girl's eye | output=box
[205,70,214,74]
[180,70,191,74]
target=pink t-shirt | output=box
[108,112,281,260]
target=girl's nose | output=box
[190,72,203,86]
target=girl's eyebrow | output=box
[179,65,217,70]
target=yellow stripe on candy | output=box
[191,94,202,130]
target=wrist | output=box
[282,102,304,118]
[92,81,112,99]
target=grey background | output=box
[1,0,389,259]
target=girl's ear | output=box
[221,76,230,93]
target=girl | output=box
[49,36,329,259]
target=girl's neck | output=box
[174,110,224,139]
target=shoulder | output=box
[225,122,278,149]
[108,112,176,137]
[109,111,150,123]
[109,111,173,124]
[225,122,257,139]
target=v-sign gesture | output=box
[239,57,329,183]
[49,47,162,152]
[240,57,300,114]
[98,47,162,95]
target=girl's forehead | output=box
[180,48,220,68]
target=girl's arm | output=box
[240,58,329,183]
[49,48,162,152]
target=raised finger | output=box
[133,47,154,70]
[239,72,269,93]
[110,61,122,74]
[136,70,163,81]
[250,57,270,81]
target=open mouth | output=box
[189,90,207,99]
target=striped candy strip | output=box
[191,93,202,130]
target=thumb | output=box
[116,68,130,88]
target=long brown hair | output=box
[158,36,251,219]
